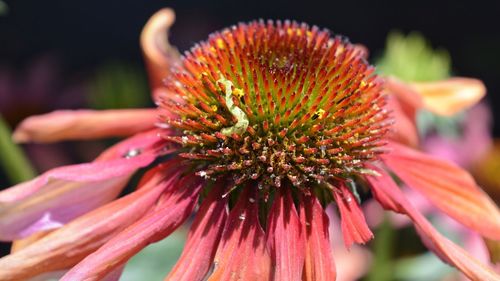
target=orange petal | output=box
[141,8,181,100]
[410,77,486,116]
[366,168,500,280]
[207,186,271,281]
[300,194,336,281]
[0,161,181,280]
[165,183,228,281]
[332,183,373,248]
[266,187,305,281]
[13,109,157,143]
[61,171,202,281]
[381,141,500,240]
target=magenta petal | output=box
[0,130,163,241]
[165,183,228,281]
[332,183,373,248]
[207,185,271,281]
[300,194,336,281]
[60,172,203,281]
[366,167,500,280]
[0,161,181,280]
[266,187,305,281]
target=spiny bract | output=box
[159,20,390,194]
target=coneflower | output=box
[0,8,499,281]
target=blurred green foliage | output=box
[87,62,150,110]
[0,1,7,16]
[376,31,451,82]
[0,116,36,184]
[121,229,187,281]
[376,31,464,137]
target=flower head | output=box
[162,20,388,191]
[0,8,500,281]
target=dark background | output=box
[1,0,500,134]
[1,0,500,260]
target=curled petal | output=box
[332,183,373,248]
[366,168,500,280]
[61,171,202,281]
[141,8,181,100]
[207,185,271,281]
[165,183,228,281]
[0,130,163,240]
[13,109,158,143]
[266,186,305,281]
[0,162,181,280]
[300,194,336,281]
[411,77,486,116]
[382,141,500,240]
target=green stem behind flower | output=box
[0,116,36,183]
[366,216,394,281]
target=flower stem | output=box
[0,116,36,183]
[367,215,394,281]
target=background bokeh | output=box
[1,0,500,280]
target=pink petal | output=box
[266,187,305,281]
[332,183,373,248]
[381,141,500,240]
[207,186,271,281]
[385,76,423,119]
[165,183,228,281]
[366,167,500,280]
[300,194,336,281]
[13,109,158,143]
[0,161,181,280]
[386,94,419,147]
[0,130,163,240]
[61,171,203,281]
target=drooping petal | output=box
[332,183,373,248]
[13,109,158,143]
[411,77,486,116]
[0,130,163,240]
[300,194,336,281]
[326,205,373,281]
[385,76,423,119]
[266,186,305,281]
[381,141,500,240]
[386,94,419,146]
[207,186,271,281]
[61,171,203,281]
[140,8,181,100]
[165,183,228,281]
[366,167,500,280]
[0,161,181,280]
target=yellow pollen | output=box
[211,105,218,112]
[313,109,326,120]
[233,88,244,98]
[216,38,225,49]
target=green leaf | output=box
[0,116,37,183]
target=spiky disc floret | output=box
[159,20,390,190]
